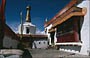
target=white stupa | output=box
[18,6,36,35]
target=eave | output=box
[52,7,87,28]
[48,28,55,33]
[44,0,78,27]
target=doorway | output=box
[50,32,55,45]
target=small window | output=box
[39,42,41,44]
[45,29,47,33]
[26,27,29,34]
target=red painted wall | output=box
[57,31,79,43]
[56,17,80,43]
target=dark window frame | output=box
[26,27,29,34]
[39,42,41,44]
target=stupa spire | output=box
[26,6,31,22]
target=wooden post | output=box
[0,0,6,48]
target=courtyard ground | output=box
[29,48,90,58]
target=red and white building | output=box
[44,0,90,55]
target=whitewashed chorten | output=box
[18,6,36,35]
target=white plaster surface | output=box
[45,24,52,45]
[18,22,36,35]
[77,1,90,55]
[32,40,48,49]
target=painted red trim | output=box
[73,19,79,42]
[0,0,6,23]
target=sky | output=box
[3,0,71,33]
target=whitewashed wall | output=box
[3,35,19,48]
[77,0,90,55]
[45,24,52,45]
[54,28,57,45]
[32,40,48,49]
[18,22,36,35]
[45,24,57,45]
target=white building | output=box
[77,0,90,55]
[18,6,36,35]
[44,0,90,56]
[18,6,48,49]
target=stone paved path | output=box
[29,49,90,58]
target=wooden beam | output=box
[52,8,86,28]
[44,0,78,27]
